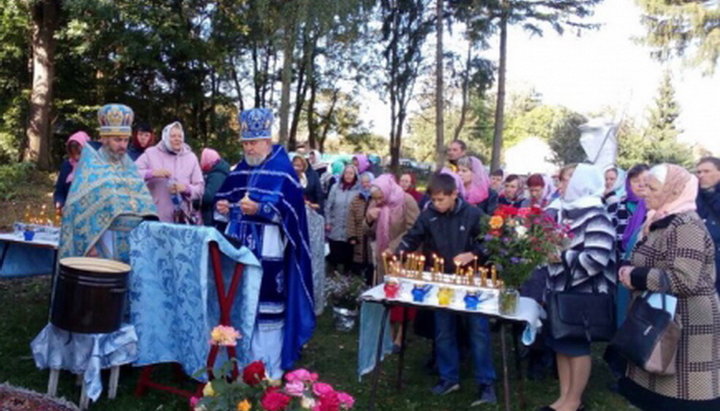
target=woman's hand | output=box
[366,207,380,222]
[618,266,634,289]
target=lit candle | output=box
[473,256,478,276]
[491,266,497,287]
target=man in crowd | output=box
[215,108,315,379]
[489,169,504,193]
[445,140,467,173]
[696,156,720,294]
[59,104,157,261]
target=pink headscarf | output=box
[66,131,91,183]
[643,164,698,234]
[457,156,490,205]
[354,154,370,174]
[372,174,407,253]
[200,148,221,172]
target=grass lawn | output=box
[0,173,635,410]
[0,276,635,410]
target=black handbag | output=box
[547,260,616,342]
[608,274,680,375]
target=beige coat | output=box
[628,211,720,401]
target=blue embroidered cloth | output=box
[31,323,138,402]
[215,144,315,370]
[59,143,157,261]
[128,222,262,378]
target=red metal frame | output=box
[134,241,244,400]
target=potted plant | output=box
[479,205,570,315]
[325,273,368,331]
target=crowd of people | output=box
[54,104,720,410]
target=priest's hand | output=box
[240,196,259,215]
[216,200,230,215]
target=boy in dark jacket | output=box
[396,173,497,407]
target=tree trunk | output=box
[318,89,340,153]
[453,39,472,141]
[434,0,445,170]
[289,31,313,151]
[25,0,60,170]
[278,17,296,147]
[491,5,508,172]
[307,66,318,150]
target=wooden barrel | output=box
[50,257,130,334]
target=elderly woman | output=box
[399,172,423,204]
[292,155,324,212]
[198,148,230,226]
[366,174,420,349]
[346,171,376,285]
[618,164,720,410]
[325,164,359,271]
[54,131,91,211]
[543,164,616,411]
[136,122,204,223]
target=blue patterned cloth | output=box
[128,222,262,379]
[216,144,315,370]
[59,143,157,261]
[31,323,138,402]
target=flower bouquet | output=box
[193,327,356,411]
[479,205,571,315]
[325,273,368,331]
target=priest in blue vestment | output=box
[59,104,157,261]
[215,108,315,378]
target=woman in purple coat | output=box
[136,121,204,223]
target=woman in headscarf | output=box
[321,159,346,201]
[399,172,424,204]
[198,148,230,226]
[292,154,327,315]
[366,173,420,350]
[346,171,376,285]
[602,166,626,206]
[543,164,616,411]
[308,149,328,176]
[352,154,371,174]
[617,164,720,411]
[54,131,91,211]
[128,122,155,161]
[325,164,360,272]
[456,156,497,215]
[522,174,555,209]
[136,121,204,223]
[292,155,324,212]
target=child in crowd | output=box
[395,173,497,407]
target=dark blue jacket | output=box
[696,184,720,292]
[53,160,73,207]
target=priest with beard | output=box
[214,108,314,378]
[59,104,157,261]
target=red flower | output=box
[242,361,266,386]
[313,391,341,411]
[261,391,291,411]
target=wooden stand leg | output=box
[108,366,120,399]
[79,378,90,410]
[47,369,59,396]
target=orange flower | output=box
[489,216,504,230]
[237,399,252,411]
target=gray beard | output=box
[245,153,268,166]
[101,146,125,163]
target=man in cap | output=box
[58,104,157,261]
[215,108,315,378]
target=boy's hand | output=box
[453,252,475,267]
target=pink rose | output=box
[189,396,200,407]
[310,372,319,382]
[284,380,305,397]
[312,382,335,397]
[337,392,355,409]
[285,368,313,382]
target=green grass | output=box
[0,276,635,410]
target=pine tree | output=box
[642,71,693,167]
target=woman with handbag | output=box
[617,164,720,410]
[542,164,616,411]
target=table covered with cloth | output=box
[31,323,137,401]
[357,283,544,379]
[128,222,262,378]
[0,233,57,278]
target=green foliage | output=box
[325,272,367,310]
[0,163,36,201]
[638,0,720,74]
[545,108,588,165]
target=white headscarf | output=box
[562,163,605,210]
[161,121,185,154]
